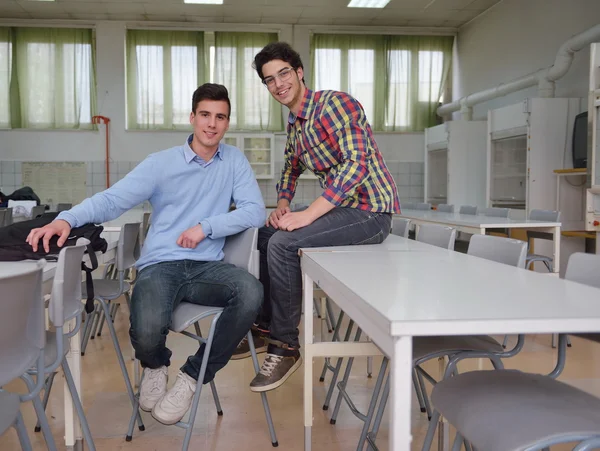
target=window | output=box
[312,34,453,132]
[126,30,282,131]
[0,27,96,129]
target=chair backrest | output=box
[402,202,416,210]
[565,253,600,289]
[48,239,88,327]
[4,207,13,226]
[391,218,411,238]
[0,260,46,386]
[527,209,561,241]
[31,205,46,218]
[142,212,151,241]
[223,228,259,278]
[459,205,478,215]
[416,202,432,211]
[117,222,141,271]
[467,234,527,268]
[481,207,510,218]
[416,223,456,250]
[56,203,72,212]
[437,204,454,213]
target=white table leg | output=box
[65,318,83,450]
[391,335,413,451]
[553,226,561,274]
[303,274,314,451]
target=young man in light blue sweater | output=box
[26,84,266,425]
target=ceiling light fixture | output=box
[184,0,224,4]
[347,0,391,8]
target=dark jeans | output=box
[257,207,392,348]
[129,259,262,384]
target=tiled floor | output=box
[2,298,600,450]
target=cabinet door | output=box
[243,135,274,179]
[490,135,527,209]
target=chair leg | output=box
[96,303,108,337]
[34,372,57,432]
[89,305,102,340]
[324,298,334,333]
[421,410,442,451]
[452,432,464,451]
[248,330,279,447]
[416,368,432,420]
[182,314,221,451]
[323,319,354,410]
[413,369,426,413]
[21,373,57,451]
[319,311,345,382]
[62,360,97,451]
[330,327,363,424]
[356,358,388,451]
[193,322,223,416]
[366,373,390,451]
[99,299,144,431]
[80,304,99,355]
[14,411,33,451]
[367,355,373,378]
[502,335,509,348]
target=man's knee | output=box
[233,273,263,317]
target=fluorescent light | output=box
[347,0,390,7]
[27,0,56,2]
[184,0,223,4]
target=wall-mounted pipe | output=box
[438,23,600,119]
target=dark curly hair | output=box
[253,42,305,85]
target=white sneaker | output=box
[139,366,168,412]
[152,371,196,425]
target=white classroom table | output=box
[300,240,600,451]
[397,209,562,273]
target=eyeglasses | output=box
[262,67,295,88]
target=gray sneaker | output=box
[231,328,268,360]
[249,344,302,392]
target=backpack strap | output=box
[81,242,98,314]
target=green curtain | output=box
[126,29,205,130]
[0,28,11,128]
[214,31,282,131]
[311,33,453,132]
[9,27,96,129]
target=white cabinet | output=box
[223,133,274,179]
[424,121,487,208]
[487,98,583,218]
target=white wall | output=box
[0,20,424,205]
[455,0,600,119]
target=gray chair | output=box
[79,222,145,432]
[56,203,72,212]
[366,235,528,451]
[416,223,456,250]
[0,260,47,451]
[391,217,411,238]
[459,205,478,215]
[29,241,97,450]
[436,203,454,213]
[31,205,46,219]
[481,207,510,218]
[422,253,600,451]
[416,202,431,211]
[525,209,561,272]
[125,228,278,451]
[141,212,151,244]
[0,207,13,227]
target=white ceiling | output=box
[0,0,502,27]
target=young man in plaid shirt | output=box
[233,42,400,392]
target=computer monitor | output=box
[572,111,588,169]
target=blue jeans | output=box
[129,259,263,384]
[257,207,392,348]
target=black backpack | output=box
[0,212,108,313]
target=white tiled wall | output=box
[0,159,424,208]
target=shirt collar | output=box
[288,88,314,124]
[184,134,224,164]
